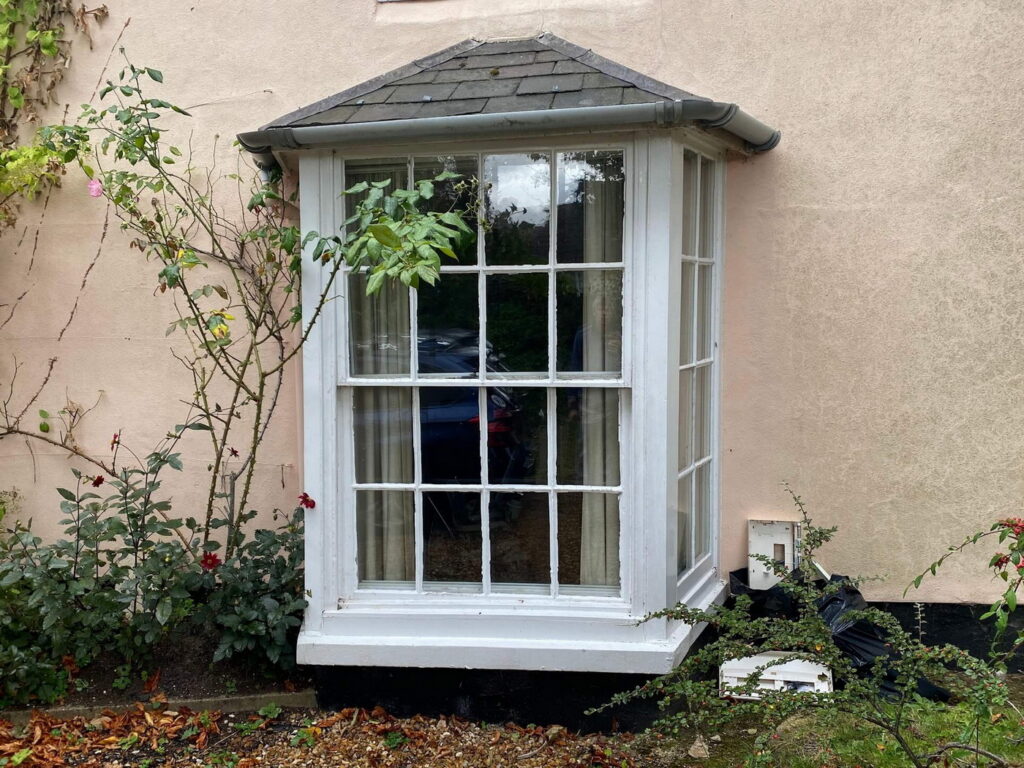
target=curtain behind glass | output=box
[347,160,416,585]
[579,157,623,587]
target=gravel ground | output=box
[0,701,637,767]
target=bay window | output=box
[238,31,779,676]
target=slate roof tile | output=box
[451,79,520,100]
[552,60,592,74]
[480,93,555,113]
[459,51,538,69]
[491,62,557,79]
[262,34,706,130]
[516,74,584,95]
[419,98,487,117]
[347,103,424,123]
[387,83,458,103]
[552,88,624,109]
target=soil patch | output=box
[49,629,310,711]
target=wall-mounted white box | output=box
[747,520,800,589]
[719,652,833,700]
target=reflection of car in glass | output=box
[419,331,537,537]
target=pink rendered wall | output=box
[2,0,1022,603]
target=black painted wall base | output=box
[312,666,661,731]
[874,601,1023,672]
[310,602,1021,728]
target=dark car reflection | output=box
[419,331,538,544]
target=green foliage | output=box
[909,516,1024,666]
[601,488,1009,768]
[0,139,62,225]
[189,510,306,669]
[0,451,306,707]
[0,0,105,227]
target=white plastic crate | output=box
[719,652,833,700]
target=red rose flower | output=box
[200,552,222,571]
[298,492,316,509]
[91,475,105,487]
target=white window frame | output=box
[296,129,726,674]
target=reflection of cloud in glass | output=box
[558,151,624,206]
[485,154,550,226]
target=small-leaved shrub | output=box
[0,452,306,707]
[599,488,1009,768]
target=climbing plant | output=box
[0,0,107,227]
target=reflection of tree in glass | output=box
[484,153,550,266]
[486,273,547,373]
[556,151,624,264]
[415,155,479,262]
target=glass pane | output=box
[698,156,715,259]
[680,261,695,365]
[353,388,414,484]
[348,273,410,376]
[678,369,693,470]
[488,388,546,484]
[423,491,482,591]
[414,155,479,263]
[557,492,620,589]
[345,157,408,210]
[677,472,693,575]
[695,463,711,559]
[418,275,479,378]
[357,490,414,587]
[696,264,713,361]
[556,389,620,486]
[483,153,550,265]
[556,270,623,375]
[490,492,550,589]
[420,387,480,484]
[682,150,699,256]
[695,365,711,461]
[486,273,548,375]
[556,150,624,264]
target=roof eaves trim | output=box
[260,38,484,129]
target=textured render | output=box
[1,0,1023,603]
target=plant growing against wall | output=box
[0,0,107,227]
[598,489,1010,768]
[909,515,1024,667]
[2,57,473,553]
[0,59,475,702]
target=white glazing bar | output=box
[437,262,623,273]
[479,387,491,594]
[688,160,702,570]
[548,150,558,384]
[547,387,558,597]
[412,386,424,592]
[344,378,626,388]
[679,357,714,372]
[354,482,621,491]
[482,488,492,595]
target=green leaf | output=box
[1006,588,1017,612]
[368,224,402,250]
[155,597,172,625]
[146,68,164,83]
[38,409,50,419]
[57,487,76,502]
[365,270,387,295]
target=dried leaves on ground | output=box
[0,700,636,767]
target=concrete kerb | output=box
[0,689,318,727]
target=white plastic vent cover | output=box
[747,520,800,589]
[720,652,832,700]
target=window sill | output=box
[302,573,726,673]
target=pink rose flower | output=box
[87,179,103,198]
